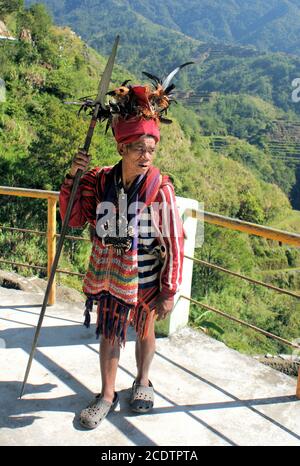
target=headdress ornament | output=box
[71,61,194,144]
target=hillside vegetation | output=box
[25,1,300,210]
[28,0,300,56]
[26,2,300,117]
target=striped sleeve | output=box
[59,167,102,228]
[156,180,184,297]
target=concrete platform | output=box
[0,286,299,446]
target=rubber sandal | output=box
[79,392,119,429]
[130,380,154,413]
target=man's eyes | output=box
[135,147,155,153]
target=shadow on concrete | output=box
[0,382,57,429]
[1,381,155,445]
[1,312,160,445]
[0,323,101,349]
[1,313,299,445]
[0,311,140,347]
[154,351,300,443]
[0,361,157,446]
[0,317,236,446]
[3,305,84,325]
[86,345,299,445]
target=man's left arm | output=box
[156,181,184,320]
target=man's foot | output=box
[129,380,154,413]
[79,392,119,429]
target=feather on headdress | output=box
[66,61,194,143]
[106,61,194,128]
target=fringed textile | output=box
[82,285,158,347]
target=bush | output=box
[0,0,23,18]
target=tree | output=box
[236,191,265,224]
[0,0,23,18]
[17,3,53,41]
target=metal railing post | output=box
[297,367,300,400]
[47,197,57,305]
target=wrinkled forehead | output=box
[133,135,157,146]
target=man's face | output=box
[120,136,157,176]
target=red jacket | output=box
[59,166,184,298]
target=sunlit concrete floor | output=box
[0,286,299,446]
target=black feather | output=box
[180,61,195,68]
[164,83,176,95]
[105,120,111,134]
[79,94,96,101]
[110,102,121,113]
[160,117,173,124]
[142,71,161,84]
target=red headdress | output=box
[113,115,160,144]
[105,62,194,144]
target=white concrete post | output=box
[168,196,200,335]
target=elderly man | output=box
[59,84,184,429]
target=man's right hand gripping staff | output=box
[68,149,92,178]
[59,149,99,229]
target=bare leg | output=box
[100,336,120,403]
[135,312,156,386]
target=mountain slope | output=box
[27,0,300,55]
[15,2,300,211]
[25,0,300,122]
[128,0,300,55]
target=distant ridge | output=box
[26,0,300,56]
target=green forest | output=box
[27,0,300,56]
[0,1,299,356]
